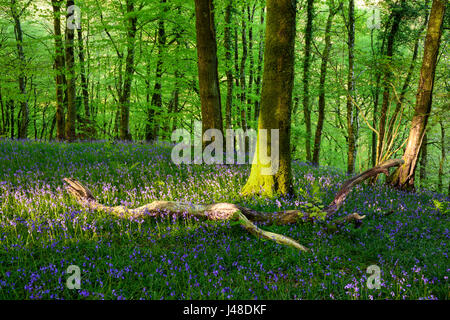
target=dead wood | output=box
[64,159,403,251]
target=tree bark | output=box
[438,120,445,192]
[119,0,137,141]
[346,0,357,174]
[146,0,166,142]
[224,0,233,131]
[239,6,248,131]
[10,0,29,139]
[389,0,446,191]
[302,0,314,162]
[194,0,223,142]
[312,1,339,166]
[253,6,265,122]
[376,0,405,164]
[51,0,66,141]
[241,0,296,197]
[65,0,76,141]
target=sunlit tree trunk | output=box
[389,0,446,190]
[241,0,296,197]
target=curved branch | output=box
[63,159,403,251]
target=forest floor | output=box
[0,139,448,300]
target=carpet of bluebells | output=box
[0,139,448,300]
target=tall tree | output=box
[194,0,223,140]
[253,6,265,122]
[119,0,137,141]
[302,0,314,162]
[376,0,405,164]
[65,0,76,141]
[224,0,233,131]
[312,0,340,166]
[346,0,357,174]
[389,0,446,190]
[10,0,29,139]
[241,0,296,196]
[146,0,166,141]
[51,0,65,141]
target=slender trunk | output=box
[65,0,76,141]
[146,0,166,141]
[224,0,233,130]
[389,0,445,190]
[419,132,427,187]
[376,0,405,164]
[246,4,256,125]
[302,0,314,162]
[438,120,445,192]
[119,0,137,141]
[77,28,90,120]
[0,84,4,135]
[11,0,29,139]
[51,0,66,141]
[346,0,357,174]
[239,6,248,131]
[312,2,338,166]
[385,9,429,149]
[9,100,14,139]
[253,6,265,122]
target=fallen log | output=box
[64,159,403,251]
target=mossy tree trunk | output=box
[389,0,446,191]
[241,0,296,197]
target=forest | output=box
[0,0,448,301]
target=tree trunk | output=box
[51,0,66,141]
[376,0,405,164]
[146,0,166,142]
[346,0,357,174]
[241,0,296,197]
[438,120,445,192]
[253,6,265,122]
[65,0,76,141]
[385,6,429,151]
[302,0,314,162]
[194,0,223,141]
[389,0,446,190]
[246,4,256,125]
[10,0,29,139]
[419,132,427,188]
[239,6,248,131]
[119,0,137,141]
[312,1,339,166]
[224,0,233,131]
